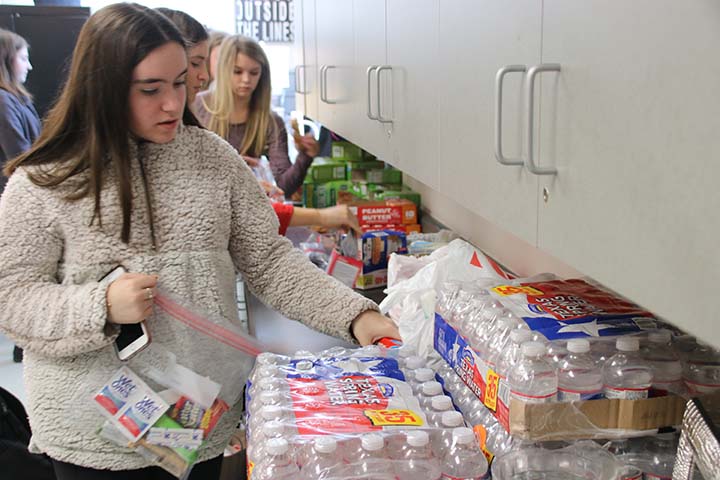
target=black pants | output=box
[52,454,223,480]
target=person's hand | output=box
[318,205,361,234]
[259,180,285,201]
[106,273,158,325]
[350,310,400,346]
[242,156,260,168]
[295,134,320,158]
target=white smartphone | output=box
[100,265,152,362]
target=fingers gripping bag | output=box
[87,288,265,478]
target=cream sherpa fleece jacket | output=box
[0,125,377,470]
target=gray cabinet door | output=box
[437,0,542,246]
[538,0,720,343]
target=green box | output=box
[331,141,363,162]
[365,168,402,185]
[306,158,347,183]
[303,180,355,208]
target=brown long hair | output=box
[203,35,273,157]
[3,3,185,244]
[0,28,31,100]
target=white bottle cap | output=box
[266,437,289,456]
[262,420,284,438]
[405,356,425,370]
[521,341,546,357]
[648,329,672,344]
[616,337,640,352]
[314,436,338,454]
[361,433,384,451]
[257,352,281,366]
[406,430,430,447]
[441,411,465,428]
[414,368,435,383]
[431,395,453,411]
[510,329,533,344]
[261,405,284,421]
[567,339,591,354]
[452,427,475,445]
[257,365,280,377]
[422,381,443,396]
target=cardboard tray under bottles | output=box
[434,313,686,440]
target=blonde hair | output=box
[202,35,273,158]
[206,30,228,83]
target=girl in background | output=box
[162,8,360,236]
[194,35,318,196]
[205,30,228,89]
[0,28,40,364]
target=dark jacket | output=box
[0,89,41,194]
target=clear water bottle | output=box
[419,381,445,411]
[437,281,463,320]
[485,419,514,457]
[408,368,436,395]
[557,339,604,402]
[642,329,684,396]
[432,410,466,456]
[509,342,558,403]
[248,376,287,398]
[248,389,289,413]
[395,430,442,480]
[426,395,454,427]
[683,344,720,395]
[603,337,653,400]
[249,404,290,435]
[253,437,300,480]
[299,436,344,480]
[247,420,286,464]
[483,317,516,373]
[346,433,395,479]
[248,364,282,385]
[403,355,426,373]
[496,329,533,407]
[440,427,489,479]
[590,339,616,367]
[546,341,569,367]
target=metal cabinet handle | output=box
[525,63,561,175]
[294,65,302,94]
[320,65,337,104]
[367,66,379,120]
[376,65,393,124]
[319,65,327,102]
[495,65,527,166]
[295,65,308,94]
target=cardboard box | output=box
[347,199,417,225]
[355,230,407,289]
[305,158,347,183]
[433,313,685,440]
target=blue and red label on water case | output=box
[489,279,658,341]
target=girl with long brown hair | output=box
[0,3,398,479]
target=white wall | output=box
[79,1,293,93]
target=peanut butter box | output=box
[347,199,417,225]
